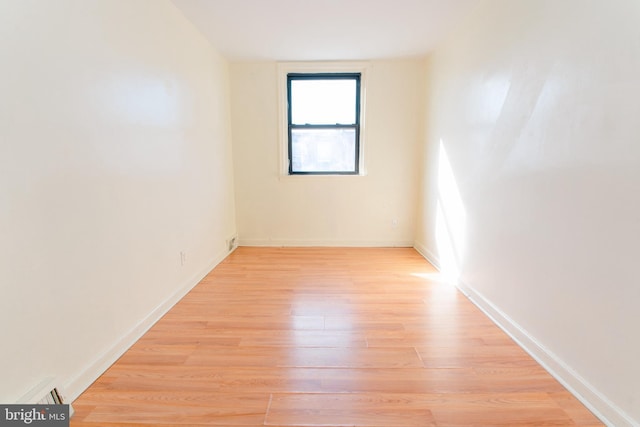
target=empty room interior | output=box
[1,0,639,426]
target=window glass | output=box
[287,73,361,174]
[291,128,356,172]
[290,79,357,125]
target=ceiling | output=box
[170,0,478,61]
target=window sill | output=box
[278,171,368,181]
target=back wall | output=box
[230,60,424,247]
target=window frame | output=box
[287,73,361,175]
[277,62,368,178]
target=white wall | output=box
[230,60,423,246]
[415,0,640,425]
[0,0,236,402]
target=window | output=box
[287,73,361,175]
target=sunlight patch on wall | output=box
[469,74,511,124]
[435,139,467,283]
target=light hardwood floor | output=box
[71,247,603,426]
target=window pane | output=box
[291,79,357,125]
[291,128,356,172]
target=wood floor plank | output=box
[265,393,437,426]
[426,392,576,426]
[474,366,568,393]
[549,392,605,426]
[416,344,539,369]
[184,346,423,368]
[237,330,368,348]
[75,391,269,426]
[71,247,603,426]
[205,315,326,331]
[316,367,486,394]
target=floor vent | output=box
[227,235,238,252]
[19,379,75,417]
[37,388,64,405]
[34,387,74,417]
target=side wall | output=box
[415,0,640,425]
[0,0,236,402]
[230,60,424,247]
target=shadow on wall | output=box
[435,139,467,283]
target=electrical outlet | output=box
[180,251,186,266]
[392,219,398,228]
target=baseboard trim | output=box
[63,247,234,403]
[239,238,414,247]
[458,280,636,427]
[413,241,441,269]
[413,243,637,427]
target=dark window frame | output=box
[287,72,361,175]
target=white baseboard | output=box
[413,241,441,269]
[413,242,637,427]
[458,281,636,427]
[239,238,414,247]
[17,377,57,403]
[63,247,234,403]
